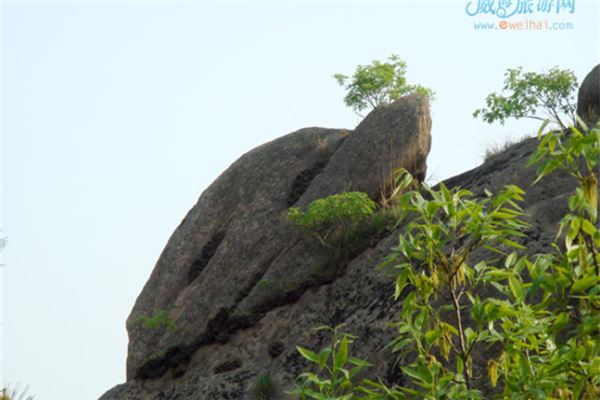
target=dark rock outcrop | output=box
[577,63,600,126]
[100,79,586,399]
[124,126,352,380]
[103,94,432,399]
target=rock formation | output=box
[101,94,432,399]
[577,63,600,126]
[100,66,594,399]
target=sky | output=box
[1,0,598,399]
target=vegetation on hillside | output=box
[288,65,599,399]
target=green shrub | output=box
[137,309,176,331]
[288,192,376,232]
[379,119,599,399]
[288,325,375,399]
[288,192,379,251]
[380,174,529,397]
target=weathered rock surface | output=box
[124,126,352,381]
[297,94,432,206]
[102,94,432,399]
[577,63,600,126]
[100,79,586,399]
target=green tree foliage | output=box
[480,119,599,399]
[290,117,600,399]
[334,55,434,115]
[529,118,599,217]
[473,67,578,128]
[382,174,529,397]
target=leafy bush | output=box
[479,119,599,398]
[334,55,434,116]
[289,192,377,231]
[288,192,378,250]
[380,174,529,398]
[288,325,375,399]
[384,119,598,398]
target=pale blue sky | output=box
[2,1,598,399]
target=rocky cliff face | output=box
[100,67,598,400]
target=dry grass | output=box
[483,135,530,161]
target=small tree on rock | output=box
[334,54,434,116]
[473,66,578,129]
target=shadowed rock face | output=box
[106,94,432,398]
[578,64,600,126]
[123,126,352,381]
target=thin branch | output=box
[451,288,472,389]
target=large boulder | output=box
[577,64,600,126]
[124,126,351,380]
[114,94,433,394]
[297,93,432,205]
